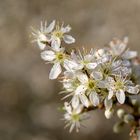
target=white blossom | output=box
[68,49,98,71]
[109,37,137,59]
[64,102,84,133]
[51,23,75,47]
[106,76,139,104]
[32,20,55,50]
[109,37,128,56]
[41,46,70,79]
[74,72,103,107]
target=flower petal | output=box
[122,51,137,59]
[46,20,55,33]
[37,33,47,50]
[75,85,87,95]
[63,59,79,71]
[86,63,97,69]
[116,89,125,104]
[79,94,89,107]
[89,92,100,106]
[77,73,88,84]
[61,25,71,33]
[108,90,114,100]
[97,81,106,88]
[69,123,75,133]
[49,62,62,79]
[104,97,112,110]
[51,38,61,51]
[37,40,46,50]
[41,50,55,61]
[126,86,139,94]
[63,35,75,44]
[64,102,72,114]
[91,71,103,80]
[75,105,83,114]
[72,95,79,109]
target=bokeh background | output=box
[0,0,140,139]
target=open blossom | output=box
[32,20,75,50]
[94,48,111,64]
[72,72,104,108]
[106,76,139,104]
[109,37,137,59]
[32,20,55,50]
[51,23,75,47]
[64,102,84,133]
[41,44,70,79]
[96,57,131,79]
[70,49,98,70]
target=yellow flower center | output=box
[52,25,64,39]
[53,31,64,38]
[88,80,95,90]
[115,81,124,90]
[82,60,89,65]
[72,113,80,121]
[56,52,65,61]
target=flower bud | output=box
[131,99,139,106]
[117,109,125,119]
[124,114,134,124]
[105,109,114,119]
[113,122,124,133]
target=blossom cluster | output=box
[31,20,140,135]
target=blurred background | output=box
[0,0,140,139]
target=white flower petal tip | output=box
[49,62,62,79]
[126,86,140,94]
[108,90,114,100]
[116,90,125,104]
[104,98,112,110]
[91,71,103,80]
[77,73,88,84]
[41,50,55,61]
[46,20,56,33]
[61,25,71,33]
[51,38,61,51]
[86,63,97,69]
[64,35,75,44]
[79,94,90,107]
[75,85,87,95]
[72,96,79,109]
[89,92,100,107]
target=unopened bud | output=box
[117,109,125,119]
[131,99,139,106]
[113,122,124,133]
[124,114,134,124]
[105,109,114,119]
